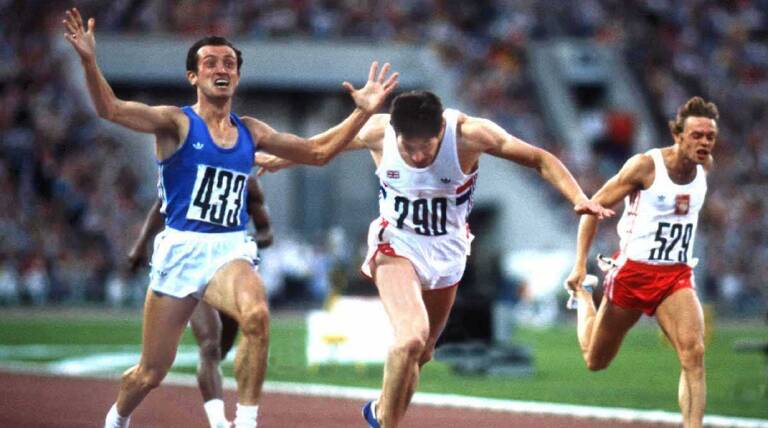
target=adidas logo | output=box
[193,141,204,150]
[440,177,451,184]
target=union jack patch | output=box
[386,170,400,179]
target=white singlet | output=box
[361,109,478,290]
[616,148,707,265]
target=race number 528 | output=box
[187,165,246,227]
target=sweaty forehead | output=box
[683,116,717,133]
[197,45,236,61]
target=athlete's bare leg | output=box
[371,253,430,428]
[115,291,198,415]
[655,288,705,428]
[190,302,225,402]
[575,291,642,370]
[203,259,269,406]
[403,285,458,411]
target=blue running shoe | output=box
[362,400,381,428]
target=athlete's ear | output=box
[186,70,197,87]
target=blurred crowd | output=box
[0,0,765,315]
[0,2,151,306]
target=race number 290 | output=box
[394,196,448,236]
[187,165,247,227]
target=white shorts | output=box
[149,227,258,299]
[361,218,472,290]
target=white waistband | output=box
[163,227,247,241]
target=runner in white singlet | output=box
[616,147,707,266]
[360,109,476,290]
[565,96,719,428]
[257,90,613,428]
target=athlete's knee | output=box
[239,303,269,340]
[392,332,428,361]
[198,338,223,363]
[418,345,435,367]
[125,363,168,391]
[677,336,705,370]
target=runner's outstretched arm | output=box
[63,8,184,137]
[565,154,653,289]
[462,116,614,219]
[245,63,397,166]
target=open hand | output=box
[255,152,293,176]
[63,8,96,62]
[342,62,399,114]
[574,199,615,220]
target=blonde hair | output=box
[668,96,719,136]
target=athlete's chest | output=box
[207,126,239,149]
[380,162,465,192]
[641,181,706,217]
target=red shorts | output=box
[604,259,694,316]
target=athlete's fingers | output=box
[377,63,390,83]
[72,8,85,29]
[66,8,78,29]
[383,73,399,93]
[64,10,77,31]
[368,61,378,82]
[63,19,78,36]
[87,17,95,34]
[341,81,355,93]
[600,207,615,219]
[69,10,83,34]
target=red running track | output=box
[0,371,671,427]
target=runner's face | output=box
[677,116,717,164]
[189,45,240,99]
[398,135,440,168]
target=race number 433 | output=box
[187,165,247,227]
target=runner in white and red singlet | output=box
[565,96,719,428]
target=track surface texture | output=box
[0,371,677,427]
